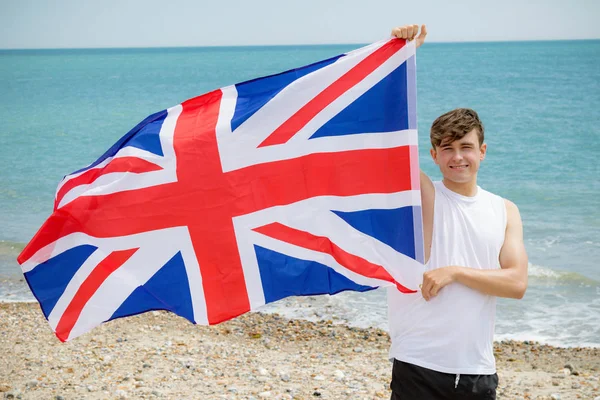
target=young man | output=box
[387,25,529,399]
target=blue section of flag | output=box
[333,206,416,260]
[110,252,194,322]
[255,245,375,304]
[71,109,167,176]
[24,245,97,317]
[310,62,408,139]
[231,54,344,132]
[124,113,166,156]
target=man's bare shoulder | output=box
[502,198,524,232]
[503,198,520,215]
[420,170,434,190]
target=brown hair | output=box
[430,108,484,149]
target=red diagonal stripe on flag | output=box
[55,248,138,342]
[55,158,163,209]
[258,39,406,148]
[253,222,416,293]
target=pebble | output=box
[279,373,290,382]
[258,391,272,398]
[25,380,37,389]
[550,394,561,400]
[258,368,269,376]
[564,363,575,372]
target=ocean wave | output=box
[528,263,598,285]
[0,240,25,256]
[527,236,561,248]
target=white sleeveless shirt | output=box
[388,181,507,374]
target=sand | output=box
[1,302,599,400]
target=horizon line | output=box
[1,37,599,51]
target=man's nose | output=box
[451,150,463,161]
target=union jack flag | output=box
[18,38,425,342]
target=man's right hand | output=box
[391,24,427,48]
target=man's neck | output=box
[442,178,478,197]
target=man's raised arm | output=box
[391,24,433,261]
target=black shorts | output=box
[390,359,498,400]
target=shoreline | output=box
[2,296,598,351]
[1,303,599,399]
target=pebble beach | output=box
[1,302,599,400]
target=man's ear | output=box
[430,148,439,165]
[480,143,487,161]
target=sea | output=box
[1,40,599,348]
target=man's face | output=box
[430,129,486,184]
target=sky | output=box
[1,0,599,49]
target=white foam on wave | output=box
[259,288,389,330]
[527,262,598,285]
[526,236,561,252]
[496,282,600,348]
[0,298,36,304]
[528,263,562,278]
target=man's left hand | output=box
[420,266,459,301]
